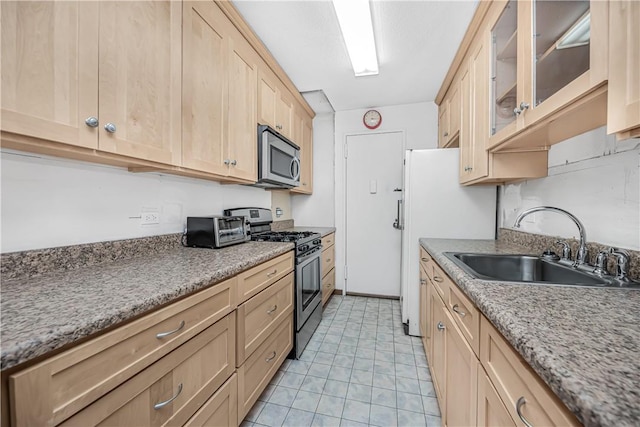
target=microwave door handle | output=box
[290,157,301,180]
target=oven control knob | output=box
[313,239,321,245]
[299,244,309,252]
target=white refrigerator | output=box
[400,148,496,336]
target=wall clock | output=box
[363,109,382,129]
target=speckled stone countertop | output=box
[419,238,640,427]
[284,226,336,237]
[1,241,294,371]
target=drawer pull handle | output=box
[156,320,186,339]
[452,304,466,317]
[154,383,183,409]
[420,279,426,285]
[267,269,278,278]
[421,257,429,262]
[516,396,534,427]
[266,351,277,362]
[433,276,443,283]
[326,258,331,262]
[437,322,445,331]
[267,305,278,314]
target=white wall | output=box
[499,127,640,250]
[334,101,438,291]
[291,113,336,226]
[1,150,270,252]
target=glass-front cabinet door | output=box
[532,0,590,108]
[487,0,607,151]
[490,0,519,139]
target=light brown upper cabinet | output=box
[438,81,461,148]
[487,0,608,152]
[1,1,183,165]
[290,107,313,194]
[182,1,257,182]
[258,66,294,141]
[607,0,640,140]
[97,1,182,165]
[1,2,99,150]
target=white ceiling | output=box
[232,0,479,112]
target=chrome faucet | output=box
[513,206,589,266]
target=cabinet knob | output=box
[444,132,449,137]
[231,160,237,166]
[85,117,99,128]
[437,322,445,331]
[224,159,231,165]
[104,123,117,133]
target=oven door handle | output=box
[298,247,322,265]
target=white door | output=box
[345,132,404,296]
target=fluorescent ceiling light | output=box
[556,12,590,50]
[332,0,379,77]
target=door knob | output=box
[104,123,117,133]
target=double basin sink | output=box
[444,252,639,288]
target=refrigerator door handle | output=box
[393,199,404,230]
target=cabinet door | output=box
[228,30,258,182]
[444,311,478,427]
[430,290,447,420]
[478,369,516,427]
[258,67,278,128]
[181,0,228,175]
[97,1,182,165]
[276,89,294,139]
[419,269,427,339]
[459,64,472,183]
[299,117,313,193]
[607,0,640,136]
[448,82,461,141]
[1,1,98,149]
[438,102,450,148]
[469,37,489,182]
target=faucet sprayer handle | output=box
[555,240,572,261]
[609,248,630,280]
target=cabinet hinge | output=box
[344,143,348,159]
[344,265,348,280]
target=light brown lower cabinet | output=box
[184,374,238,427]
[321,233,336,306]
[61,313,236,426]
[421,248,580,427]
[7,251,295,427]
[477,369,515,427]
[237,315,293,420]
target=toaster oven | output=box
[185,216,250,248]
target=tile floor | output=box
[241,295,442,427]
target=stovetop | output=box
[251,231,319,243]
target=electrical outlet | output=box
[141,212,160,225]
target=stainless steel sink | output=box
[443,252,638,288]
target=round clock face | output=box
[363,109,382,129]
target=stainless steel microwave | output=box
[256,125,300,188]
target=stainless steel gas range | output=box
[224,208,322,359]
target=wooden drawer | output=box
[322,267,335,306]
[61,313,236,427]
[9,278,237,427]
[238,315,293,421]
[184,374,237,427]
[419,246,432,277]
[480,316,580,427]
[321,232,334,249]
[236,272,294,365]
[445,279,480,356]
[237,252,294,304]
[321,244,335,278]
[429,258,449,299]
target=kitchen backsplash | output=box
[499,228,640,281]
[271,219,294,231]
[1,233,182,281]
